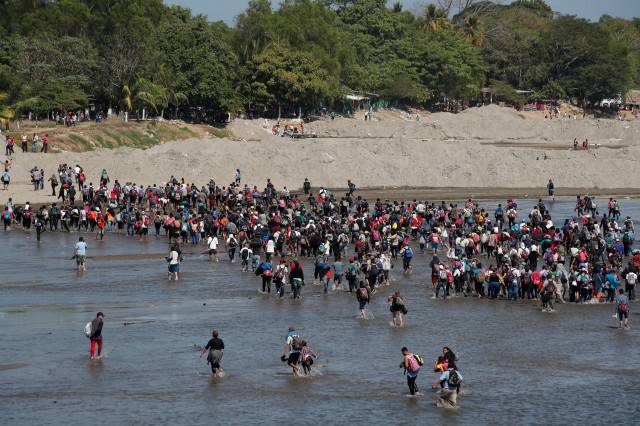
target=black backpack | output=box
[448,370,461,387]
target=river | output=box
[1,197,638,425]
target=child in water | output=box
[300,341,317,376]
[434,356,449,373]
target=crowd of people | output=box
[3,165,637,319]
[3,165,637,404]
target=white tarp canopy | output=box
[345,94,369,101]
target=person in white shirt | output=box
[226,234,238,262]
[74,237,87,271]
[626,270,637,300]
[166,244,181,280]
[266,239,275,261]
[207,235,219,262]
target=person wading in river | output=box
[200,329,225,377]
[88,312,104,360]
[401,346,422,396]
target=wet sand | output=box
[335,187,640,202]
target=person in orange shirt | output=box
[88,210,98,232]
[96,213,106,240]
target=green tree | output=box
[541,16,632,103]
[253,45,339,117]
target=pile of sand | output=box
[3,105,640,205]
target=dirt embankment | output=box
[3,105,640,206]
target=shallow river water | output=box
[1,197,639,425]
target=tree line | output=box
[0,0,638,124]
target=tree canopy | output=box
[0,0,638,121]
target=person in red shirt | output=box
[41,134,49,153]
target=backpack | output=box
[358,287,368,300]
[274,267,285,281]
[3,211,9,220]
[403,247,413,259]
[439,269,448,280]
[346,264,356,280]
[413,354,424,366]
[619,300,629,314]
[448,370,461,387]
[291,335,303,351]
[262,268,273,278]
[84,322,92,338]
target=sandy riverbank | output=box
[2,105,639,205]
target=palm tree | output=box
[0,91,15,129]
[155,64,188,119]
[120,85,132,123]
[423,4,449,32]
[462,16,484,47]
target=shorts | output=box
[618,309,628,320]
[437,389,458,406]
[431,243,439,249]
[359,300,367,310]
[208,249,217,255]
[76,255,86,265]
[287,351,300,366]
[168,264,179,273]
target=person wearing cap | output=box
[89,312,104,360]
[282,327,302,376]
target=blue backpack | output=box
[404,247,413,259]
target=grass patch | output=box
[179,126,198,137]
[100,128,123,146]
[68,133,94,151]
[121,129,156,148]
[210,127,231,138]
[95,135,113,149]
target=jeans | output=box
[251,255,260,271]
[436,281,447,299]
[407,374,418,395]
[508,283,519,301]
[275,280,285,297]
[292,278,302,298]
[262,277,271,293]
[322,275,329,294]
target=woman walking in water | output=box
[200,329,225,377]
[388,291,407,327]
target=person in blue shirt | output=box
[333,258,344,290]
[615,288,630,329]
[605,270,620,302]
[432,367,463,407]
[494,204,505,230]
[257,260,273,293]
